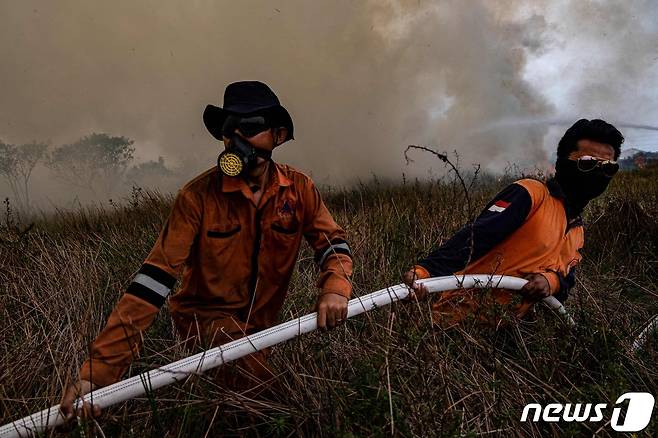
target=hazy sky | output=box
[1,0,657,205]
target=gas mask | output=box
[218,135,272,177]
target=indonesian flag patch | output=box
[488,200,510,213]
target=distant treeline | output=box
[0,133,178,212]
[619,150,658,170]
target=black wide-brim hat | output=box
[203,81,294,142]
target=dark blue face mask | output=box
[217,135,272,177]
[555,157,613,213]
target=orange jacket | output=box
[414,178,583,326]
[80,163,353,386]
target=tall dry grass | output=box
[1,166,656,437]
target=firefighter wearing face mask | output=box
[61,81,353,420]
[404,119,623,327]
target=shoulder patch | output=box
[488,200,510,212]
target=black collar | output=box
[546,177,565,200]
[546,177,583,224]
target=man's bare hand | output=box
[521,274,551,301]
[316,293,348,329]
[60,380,100,422]
[403,270,430,301]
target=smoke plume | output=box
[0,0,657,208]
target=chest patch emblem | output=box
[278,200,296,225]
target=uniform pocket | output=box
[202,223,242,275]
[266,220,302,277]
[270,223,298,235]
[207,224,241,238]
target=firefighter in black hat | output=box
[61,81,354,420]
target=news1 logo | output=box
[521,392,655,432]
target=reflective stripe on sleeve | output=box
[132,274,171,297]
[317,242,352,267]
[126,263,177,308]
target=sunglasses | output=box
[222,115,271,138]
[576,155,619,177]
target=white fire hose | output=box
[2,275,576,437]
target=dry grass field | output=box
[1,164,657,437]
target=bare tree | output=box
[47,133,135,197]
[0,141,48,211]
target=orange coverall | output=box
[413,178,583,326]
[79,163,353,387]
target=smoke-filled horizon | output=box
[1,0,657,209]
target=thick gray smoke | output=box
[0,0,656,209]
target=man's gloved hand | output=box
[402,270,430,301]
[316,292,348,329]
[521,274,551,301]
[60,379,100,423]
